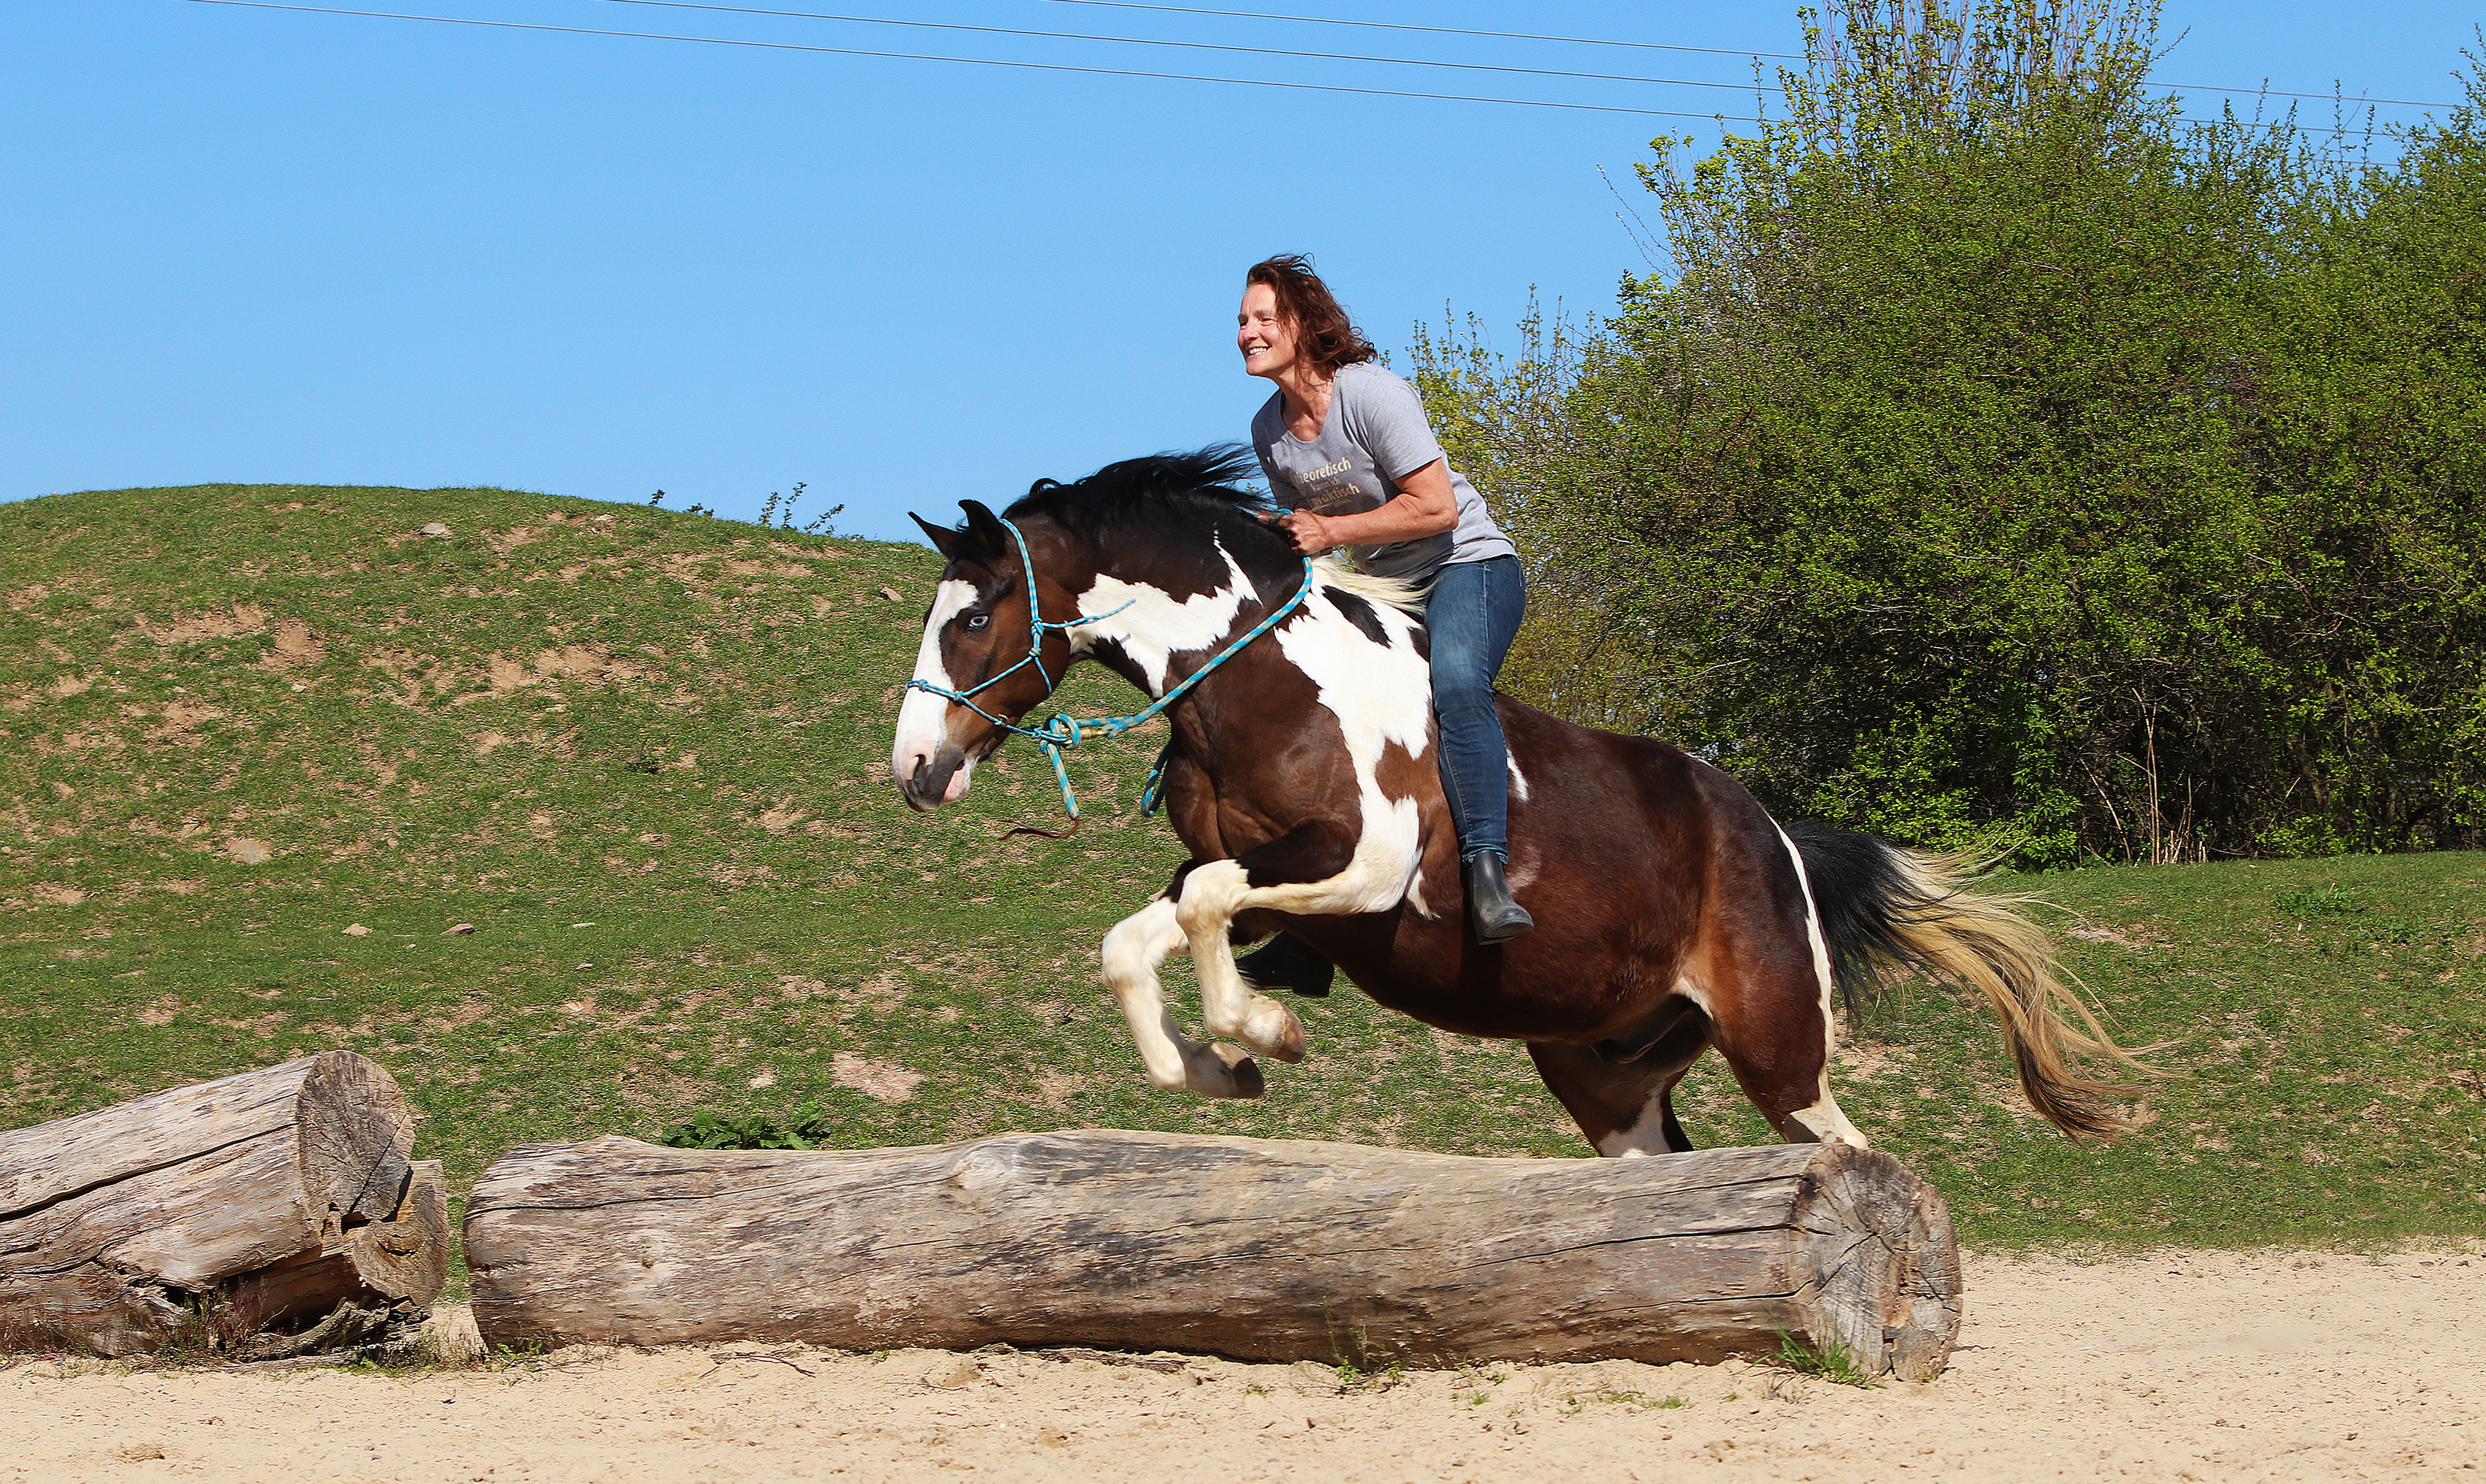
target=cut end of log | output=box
[1789,1142,1964,1381]
[298,1050,419,1237]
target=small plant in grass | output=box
[1767,1331,1881,1389]
[659,1102,841,1150]
[154,1284,270,1364]
[342,1336,546,1376]
[757,481,846,535]
[2274,885,2372,918]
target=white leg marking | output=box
[1176,862,1310,1059]
[1174,812,1428,1056]
[1594,1087,1677,1158]
[1099,898,1254,1098]
[1772,823,1870,1149]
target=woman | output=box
[1237,253,1532,947]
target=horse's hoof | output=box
[1261,1010,1308,1065]
[1212,1043,1266,1098]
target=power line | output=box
[1035,0,1807,62]
[583,0,2468,114]
[2154,79,2459,109]
[175,0,1768,119]
[589,0,1769,96]
[176,0,2460,128]
[1032,0,2463,109]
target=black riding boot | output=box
[1234,931,1334,998]
[1464,850,1534,943]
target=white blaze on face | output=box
[891,578,977,795]
[1067,541,1256,695]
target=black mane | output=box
[1006,447,1287,560]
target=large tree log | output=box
[0,1052,447,1358]
[467,1131,1961,1377]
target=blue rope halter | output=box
[904,516,1317,830]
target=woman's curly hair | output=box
[1245,254,1376,375]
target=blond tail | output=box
[1785,822,2152,1140]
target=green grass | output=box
[3,483,2482,1265]
[1767,1332,1880,1389]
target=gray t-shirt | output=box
[1251,362,1516,584]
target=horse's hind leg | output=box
[1701,954,1870,1148]
[1661,819,1872,1147]
[1101,897,1263,1100]
[1528,1012,1712,1157]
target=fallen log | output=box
[467,1131,1961,1377]
[0,1052,447,1358]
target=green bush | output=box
[1416,0,2486,865]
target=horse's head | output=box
[892,448,1288,813]
[891,497,1092,811]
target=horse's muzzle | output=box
[900,747,970,812]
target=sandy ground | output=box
[5,1246,2481,1483]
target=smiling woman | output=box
[1237,254,1530,946]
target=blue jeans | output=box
[1425,555,1525,861]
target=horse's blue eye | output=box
[964,613,990,631]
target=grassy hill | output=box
[4,482,2483,1259]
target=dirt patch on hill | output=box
[2,1246,2479,1482]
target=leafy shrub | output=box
[1414,0,2486,865]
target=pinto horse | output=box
[892,449,2140,1151]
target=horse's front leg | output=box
[1174,821,1368,1064]
[1100,895,1264,1099]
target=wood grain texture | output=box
[467,1131,1961,1376]
[0,1052,446,1358]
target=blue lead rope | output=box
[905,516,1316,831]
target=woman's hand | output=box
[1272,461,1459,556]
[1274,509,1337,556]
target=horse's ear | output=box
[910,512,960,559]
[958,500,1010,557]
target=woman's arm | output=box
[1276,458,1458,555]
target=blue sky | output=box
[7,0,2479,539]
